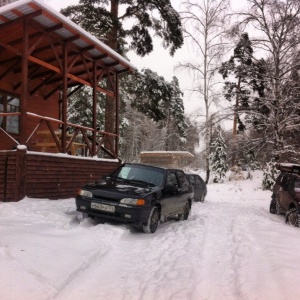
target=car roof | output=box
[186,173,202,177]
[276,163,300,175]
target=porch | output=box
[0,0,135,201]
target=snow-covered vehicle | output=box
[269,163,300,227]
[76,163,194,233]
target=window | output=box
[176,171,189,187]
[195,175,205,187]
[188,175,195,184]
[167,172,178,186]
[0,93,20,134]
[295,179,300,193]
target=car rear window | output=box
[188,175,195,184]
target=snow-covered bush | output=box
[262,160,279,190]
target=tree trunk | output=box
[105,0,119,134]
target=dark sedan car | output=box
[76,163,194,233]
[186,173,207,202]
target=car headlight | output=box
[77,189,93,198]
[120,198,145,206]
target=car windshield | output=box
[111,164,165,187]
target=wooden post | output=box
[20,20,29,144]
[15,146,27,201]
[92,61,97,156]
[61,43,68,153]
[115,74,119,158]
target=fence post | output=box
[15,146,27,201]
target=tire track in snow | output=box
[228,206,291,300]
[49,221,129,300]
[193,200,291,300]
[53,216,205,300]
[190,202,246,300]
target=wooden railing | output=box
[0,112,118,158]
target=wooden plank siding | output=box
[0,150,17,202]
[0,149,120,202]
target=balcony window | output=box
[0,93,20,134]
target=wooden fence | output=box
[0,148,120,202]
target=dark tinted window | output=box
[177,171,189,187]
[195,176,202,184]
[167,172,178,186]
[281,174,289,190]
[188,175,195,184]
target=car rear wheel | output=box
[200,194,205,203]
[286,208,300,227]
[142,207,159,233]
[269,199,276,214]
[178,202,190,221]
[273,197,284,215]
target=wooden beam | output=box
[92,61,97,156]
[27,55,114,97]
[29,73,57,96]
[0,58,21,80]
[61,43,68,153]
[67,84,83,98]
[0,40,22,56]
[20,20,29,145]
[115,74,119,157]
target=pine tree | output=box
[68,87,105,130]
[125,69,187,149]
[219,33,266,137]
[209,127,229,183]
[61,0,184,134]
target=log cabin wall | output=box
[0,64,59,150]
[0,148,121,202]
[0,150,17,202]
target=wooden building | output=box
[140,151,194,169]
[0,0,135,201]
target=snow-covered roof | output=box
[0,0,135,73]
[140,151,194,157]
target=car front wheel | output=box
[286,208,300,227]
[143,207,159,233]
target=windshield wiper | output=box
[128,179,155,187]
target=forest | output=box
[60,0,300,185]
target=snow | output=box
[1,171,300,300]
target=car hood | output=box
[83,181,161,201]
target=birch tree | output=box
[237,0,300,162]
[178,0,230,183]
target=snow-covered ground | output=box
[1,171,300,300]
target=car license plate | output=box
[91,202,115,213]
